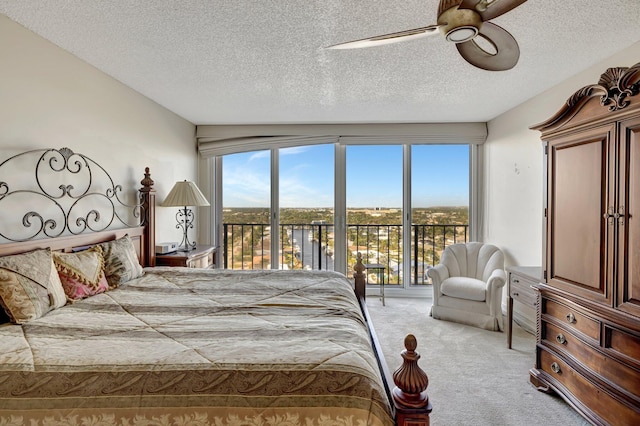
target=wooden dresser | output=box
[529,62,640,425]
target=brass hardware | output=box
[604,206,626,226]
[513,292,519,297]
[604,206,615,225]
[602,206,620,225]
[551,362,561,374]
[566,313,576,324]
[619,205,625,226]
[513,279,519,283]
[556,334,567,345]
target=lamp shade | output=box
[163,181,210,207]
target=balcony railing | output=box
[222,223,469,285]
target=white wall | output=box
[0,15,198,245]
[484,41,640,267]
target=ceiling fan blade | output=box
[458,0,528,21]
[326,25,440,50]
[455,21,519,71]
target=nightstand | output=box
[156,245,217,269]
[506,266,540,349]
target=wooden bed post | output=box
[354,251,431,425]
[393,334,432,426]
[353,252,366,300]
[140,167,156,267]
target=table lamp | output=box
[162,180,210,251]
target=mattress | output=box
[0,267,393,426]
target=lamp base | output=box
[173,206,197,252]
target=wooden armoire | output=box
[529,62,640,425]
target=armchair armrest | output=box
[485,268,507,290]
[427,264,449,288]
[485,268,507,303]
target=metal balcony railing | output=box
[222,223,469,285]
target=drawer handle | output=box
[551,362,561,374]
[513,292,519,297]
[513,279,519,283]
[556,334,567,345]
[566,313,576,324]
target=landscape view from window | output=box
[222,144,469,286]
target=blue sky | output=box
[223,144,469,208]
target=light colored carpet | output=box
[367,297,591,426]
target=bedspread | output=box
[0,268,393,426]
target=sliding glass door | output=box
[411,145,470,285]
[221,150,271,269]
[279,145,334,270]
[218,142,471,291]
[346,145,403,286]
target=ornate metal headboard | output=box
[0,147,146,243]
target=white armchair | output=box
[427,242,506,331]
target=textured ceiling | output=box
[1,1,640,125]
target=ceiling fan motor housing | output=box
[437,2,483,43]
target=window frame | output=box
[201,125,485,295]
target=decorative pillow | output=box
[53,246,109,301]
[0,248,67,324]
[99,235,144,288]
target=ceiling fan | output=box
[326,0,528,71]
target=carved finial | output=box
[140,167,155,193]
[392,334,429,409]
[404,334,418,352]
[354,252,365,274]
[592,63,640,111]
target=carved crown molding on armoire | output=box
[532,61,640,134]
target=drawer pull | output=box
[566,313,576,324]
[513,279,519,283]
[551,362,561,374]
[556,334,567,345]
[513,292,519,297]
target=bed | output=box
[0,148,431,426]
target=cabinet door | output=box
[546,124,615,305]
[618,116,640,317]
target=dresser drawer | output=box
[543,298,600,341]
[509,275,537,307]
[606,325,640,366]
[543,321,640,399]
[539,348,640,425]
[188,250,214,268]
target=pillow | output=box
[0,248,67,324]
[99,235,144,288]
[53,246,109,301]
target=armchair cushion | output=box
[440,277,486,302]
